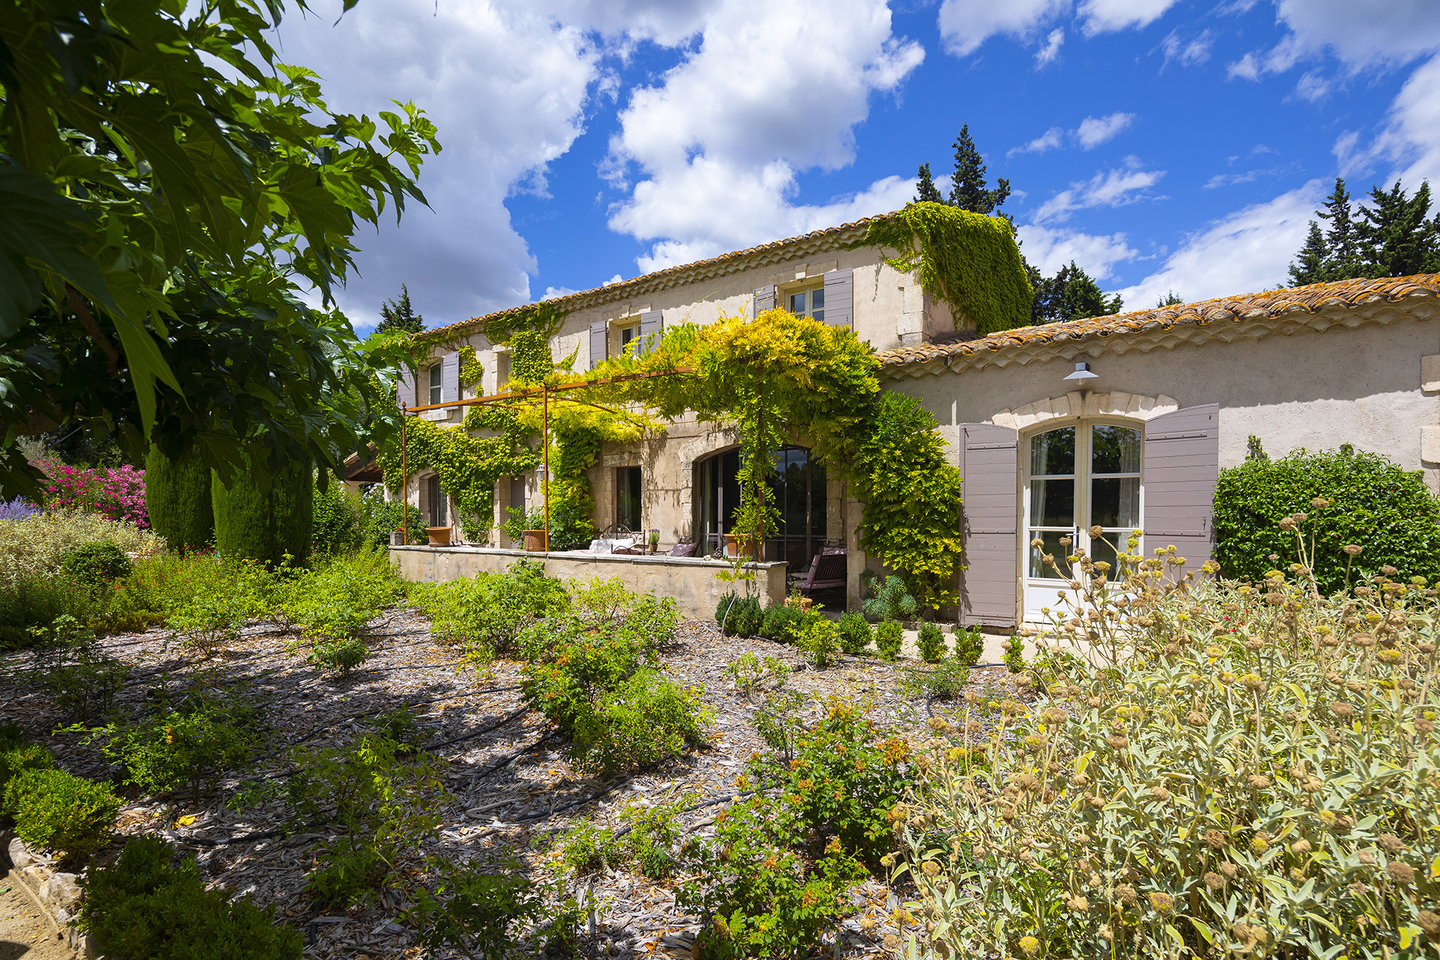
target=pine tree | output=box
[1031,262,1122,324]
[1317,178,1361,280]
[377,284,424,335]
[1288,221,1330,286]
[1155,291,1184,307]
[1357,180,1440,278]
[947,124,1010,216]
[914,163,944,204]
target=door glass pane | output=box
[1091,424,1140,474]
[1028,530,1073,579]
[1029,477,1074,527]
[1030,427,1075,476]
[1090,477,1140,528]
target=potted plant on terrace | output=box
[648,529,660,554]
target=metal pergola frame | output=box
[397,368,691,546]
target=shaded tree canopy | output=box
[1029,261,1123,325]
[0,0,440,495]
[1288,177,1440,285]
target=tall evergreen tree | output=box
[1288,221,1330,286]
[1031,262,1123,324]
[377,284,424,335]
[1155,291,1184,307]
[947,124,1010,217]
[914,163,944,204]
[1317,178,1361,280]
[1357,180,1440,278]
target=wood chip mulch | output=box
[0,608,1028,960]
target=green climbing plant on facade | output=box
[849,201,1032,335]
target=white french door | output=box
[1022,422,1142,621]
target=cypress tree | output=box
[914,163,944,204]
[947,124,1010,217]
[211,450,313,566]
[1288,221,1330,286]
[1317,178,1361,280]
[144,443,214,553]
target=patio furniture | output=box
[669,541,698,558]
[789,549,847,601]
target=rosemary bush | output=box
[903,527,1440,959]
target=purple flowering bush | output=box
[0,499,39,521]
[38,461,149,529]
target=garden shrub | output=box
[0,509,164,588]
[0,575,105,651]
[795,616,838,667]
[39,460,149,528]
[725,653,789,700]
[0,736,54,795]
[916,621,946,663]
[902,655,970,701]
[311,474,362,554]
[279,545,403,643]
[144,443,213,553]
[715,593,739,636]
[60,541,132,585]
[98,693,264,797]
[288,734,446,909]
[758,603,808,645]
[413,858,583,959]
[211,452,313,567]
[905,532,1440,959]
[953,624,983,666]
[2,767,120,858]
[356,484,425,547]
[411,560,569,658]
[862,573,918,622]
[311,637,370,677]
[836,611,872,656]
[521,589,703,774]
[873,619,903,661]
[1213,444,1440,593]
[32,615,131,722]
[79,835,303,960]
[680,795,868,960]
[716,594,764,637]
[1000,634,1026,672]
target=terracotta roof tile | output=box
[877,273,1440,370]
[419,212,895,341]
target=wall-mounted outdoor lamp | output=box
[1063,361,1099,384]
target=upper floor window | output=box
[427,363,443,406]
[617,320,641,357]
[787,284,824,324]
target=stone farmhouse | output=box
[389,209,1440,630]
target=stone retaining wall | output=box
[3,833,91,956]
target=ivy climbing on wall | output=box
[849,201,1033,335]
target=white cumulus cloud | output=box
[604,0,924,271]
[1016,224,1138,279]
[1076,112,1135,148]
[1115,182,1324,308]
[1078,0,1180,35]
[1032,161,1165,222]
[937,0,1069,58]
[1035,28,1066,66]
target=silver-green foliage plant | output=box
[903,528,1440,959]
[279,546,403,645]
[410,559,569,660]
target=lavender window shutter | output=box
[823,269,853,327]
[397,366,416,409]
[960,423,1020,629]
[639,310,663,355]
[441,351,460,404]
[589,320,608,370]
[1142,404,1220,576]
[753,285,776,318]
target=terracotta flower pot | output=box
[426,526,452,546]
[523,529,548,551]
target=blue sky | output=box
[271,0,1440,333]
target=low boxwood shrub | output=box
[953,624,983,666]
[873,619,903,661]
[758,603,808,645]
[1213,443,1440,593]
[715,594,763,637]
[80,835,302,960]
[916,621,946,663]
[836,611,872,656]
[905,538,1440,958]
[2,766,120,858]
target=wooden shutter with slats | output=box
[397,366,416,410]
[959,423,1020,628]
[753,285,776,318]
[589,320,608,370]
[441,351,460,404]
[823,269,853,328]
[1142,404,1219,575]
[639,310,663,355]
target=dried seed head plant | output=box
[903,517,1440,959]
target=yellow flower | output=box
[1018,935,1041,956]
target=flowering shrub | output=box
[0,498,38,521]
[903,530,1440,959]
[39,460,149,528]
